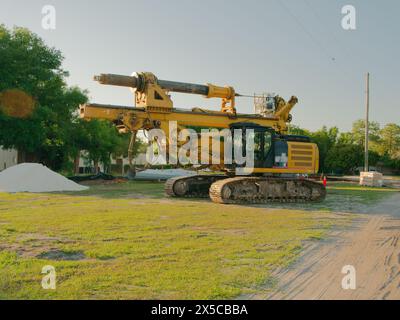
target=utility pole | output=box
[364,72,370,172]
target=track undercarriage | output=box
[165,175,226,198]
[165,175,326,204]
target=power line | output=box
[302,0,355,64]
[277,0,360,81]
[276,0,336,62]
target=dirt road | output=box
[251,193,400,300]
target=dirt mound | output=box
[0,163,88,192]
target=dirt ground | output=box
[247,192,400,300]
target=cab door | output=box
[231,123,274,169]
[250,128,273,168]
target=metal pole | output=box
[364,72,370,172]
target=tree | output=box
[0,25,88,170]
[289,125,340,172]
[0,25,143,174]
[379,123,400,158]
[337,132,354,145]
[74,120,117,173]
[325,144,364,174]
[74,120,146,173]
[288,125,311,137]
[351,119,380,147]
[288,122,400,173]
[310,126,338,172]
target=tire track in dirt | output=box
[249,192,400,300]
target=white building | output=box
[0,147,18,171]
[77,151,147,175]
[0,147,148,175]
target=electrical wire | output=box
[276,0,359,81]
[276,0,336,62]
[302,0,355,64]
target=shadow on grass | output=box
[61,180,166,199]
[251,187,399,214]
[59,180,400,215]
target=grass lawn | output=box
[0,181,396,299]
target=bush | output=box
[325,144,364,174]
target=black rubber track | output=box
[209,177,326,204]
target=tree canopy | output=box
[0,25,137,172]
[289,120,400,174]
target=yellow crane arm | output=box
[80,72,298,134]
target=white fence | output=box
[0,147,18,171]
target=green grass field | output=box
[0,181,396,299]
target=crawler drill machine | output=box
[80,72,326,204]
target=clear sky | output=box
[1,0,399,131]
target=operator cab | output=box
[230,123,310,169]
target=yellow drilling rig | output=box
[80,72,326,204]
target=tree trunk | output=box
[74,155,80,174]
[94,160,99,174]
[17,150,39,164]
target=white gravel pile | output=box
[0,163,88,193]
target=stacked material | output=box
[133,168,197,180]
[0,163,88,192]
[359,171,384,187]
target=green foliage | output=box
[0,25,65,95]
[0,25,137,172]
[292,120,400,174]
[351,119,380,146]
[325,144,363,174]
[77,120,125,170]
[290,125,341,172]
[0,25,87,170]
[337,132,354,145]
[309,126,338,171]
[379,123,400,158]
[288,125,311,136]
[74,120,145,172]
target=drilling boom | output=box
[94,73,236,98]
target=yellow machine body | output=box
[80,72,319,176]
